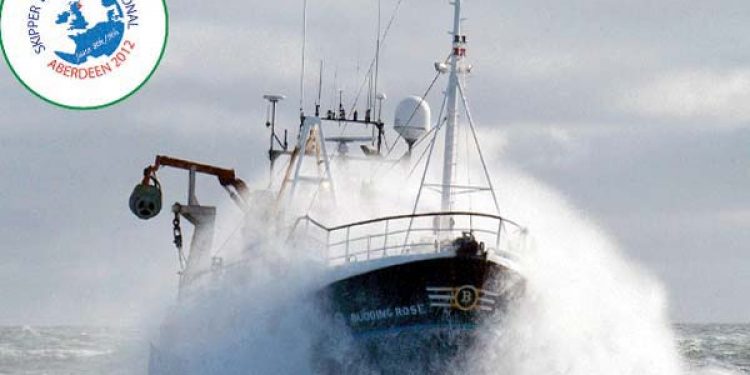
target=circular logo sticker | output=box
[453,285,479,311]
[0,0,167,109]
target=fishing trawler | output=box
[134,1,526,372]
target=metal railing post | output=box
[383,219,389,256]
[326,231,331,262]
[496,220,502,250]
[367,235,371,260]
[345,226,351,262]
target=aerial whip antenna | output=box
[316,60,323,116]
[373,0,382,118]
[299,0,308,115]
[347,0,404,114]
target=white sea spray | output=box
[147,148,743,374]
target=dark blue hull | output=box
[314,254,524,373]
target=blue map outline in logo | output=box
[54,0,125,65]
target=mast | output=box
[441,0,464,213]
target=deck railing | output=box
[289,211,525,265]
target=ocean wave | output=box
[0,347,113,361]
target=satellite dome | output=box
[394,96,431,146]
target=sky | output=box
[0,0,748,325]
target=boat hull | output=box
[314,253,524,373]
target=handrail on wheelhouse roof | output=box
[295,211,524,233]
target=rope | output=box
[462,86,474,228]
[406,116,446,179]
[403,93,448,179]
[456,79,502,216]
[210,212,248,258]
[305,177,325,215]
[369,53,451,179]
[402,112,446,247]
[384,52,451,156]
[409,92,447,152]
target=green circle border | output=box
[0,0,169,110]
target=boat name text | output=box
[350,304,427,324]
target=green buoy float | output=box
[129,173,162,220]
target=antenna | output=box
[264,94,288,184]
[338,89,345,120]
[316,60,323,116]
[367,72,372,114]
[376,92,386,123]
[332,67,338,112]
[345,0,404,116]
[373,0,382,120]
[299,0,308,116]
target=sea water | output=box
[0,324,747,374]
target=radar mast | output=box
[441,0,466,220]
